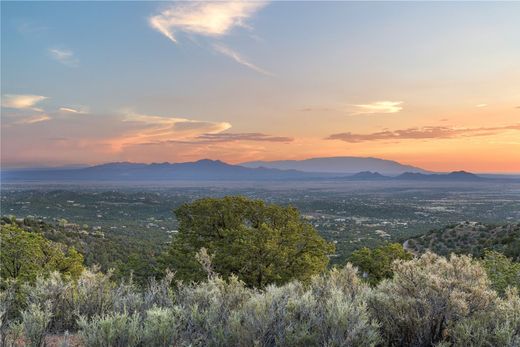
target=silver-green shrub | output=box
[20,302,52,347]
[24,272,74,332]
[449,287,520,346]
[77,311,141,347]
[142,270,175,311]
[112,276,144,315]
[174,275,252,346]
[73,267,115,319]
[1,322,23,347]
[141,306,181,346]
[368,252,499,346]
[0,283,17,346]
[231,265,380,347]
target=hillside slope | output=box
[406,222,520,260]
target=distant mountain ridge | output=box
[2,159,322,182]
[395,170,484,181]
[240,156,429,175]
[1,158,500,182]
[336,170,488,181]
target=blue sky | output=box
[1,1,519,171]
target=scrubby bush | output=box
[0,283,17,345]
[73,267,115,320]
[24,272,74,332]
[77,311,141,347]
[367,252,499,346]
[112,276,144,315]
[142,270,175,311]
[230,265,380,347]
[20,302,52,347]
[174,275,252,346]
[20,268,116,333]
[449,288,520,346]
[141,307,180,347]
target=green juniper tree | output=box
[160,196,334,287]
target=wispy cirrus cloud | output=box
[149,1,271,76]
[149,1,267,42]
[351,101,403,115]
[2,94,47,110]
[14,114,51,125]
[49,48,79,67]
[196,132,293,143]
[327,124,520,143]
[212,43,273,76]
[114,112,232,150]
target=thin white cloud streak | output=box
[14,114,51,125]
[2,94,47,110]
[59,106,88,114]
[123,113,232,134]
[149,1,267,43]
[213,43,273,76]
[352,101,403,115]
[49,48,79,67]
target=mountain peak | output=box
[350,171,388,180]
[448,170,476,176]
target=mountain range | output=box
[2,159,315,181]
[240,156,428,174]
[0,157,500,182]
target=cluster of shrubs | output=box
[1,252,519,347]
[408,222,520,260]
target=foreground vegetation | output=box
[1,196,519,346]
[1,252,519,347]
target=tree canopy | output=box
[348,243,413,285]
[160,196,334,287]
[0,224,84,283]
[481,250,520,295]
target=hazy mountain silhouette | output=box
[395,171,485,181]
[240,156,428,175]
[1,160,494,182]
[2,159,321,181]
[348,171,389,180]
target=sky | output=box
[1,1,519,173]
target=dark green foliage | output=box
[1,217,160,286]
[0,224,84,283]
[160,196,334,287]
[407,222,520,260]
[348,243,413,285]
[481,251,520,295]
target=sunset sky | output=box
[1,1,519,172]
